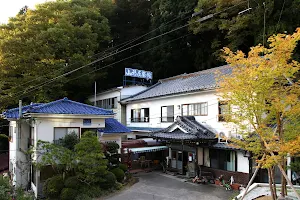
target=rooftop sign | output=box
[125,68,152,80]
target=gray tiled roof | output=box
[122,65,231,103]
[152,116,216,141]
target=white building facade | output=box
[88,86,147,124]
[121,66,251,185]
[3,98,130,198]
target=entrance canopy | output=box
[152,116,216,142]
[126,146,168,154]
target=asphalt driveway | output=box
[105,172,235,200]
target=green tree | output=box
[190,0,300,66]
[0,0,111,108]
[34,141,76,176]
[217,29,300,199]
[141,0,201,78]
[75,131,108,184]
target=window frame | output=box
[53,127,80,143]
[209,149,236,171]
[181,102,208,116]
[161,105,174,122]
[218,101,231,122]
[130,108,150,122]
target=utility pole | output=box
[18,100,22,150]
[94,81,97,106]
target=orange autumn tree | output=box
[217,28,300,199]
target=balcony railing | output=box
[131,117,149,122]
[161,117,174,122]
[53,139,63,145]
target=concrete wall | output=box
[125,90,237,138]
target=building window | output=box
[161,106,174,122]
[54,128,79,144]
[218,101,230,122]
[96,97,117,109]
[83,119,92,126]
[209,149,236,171]
[182,102,208,116]
[131,108,149,122]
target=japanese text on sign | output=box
[125,68,153,80]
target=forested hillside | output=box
[0,0,299,108]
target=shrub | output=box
[60,188,78,200]
[43,175,64,198]
[114,182,123,190]
[75,193,92,200]
[64,176,80,190]
[60,132,79,150]
[111,168,125,182]
[119,164,128,172]
[79,185,103,198]
[101,171,116,189]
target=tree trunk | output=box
[277,163,300,199]
[281,159,287,197]
[241,154,266,200]
[270,166,277,199]
[268,168,276,200]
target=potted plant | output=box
[230,183,241,190]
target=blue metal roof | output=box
[102,118,131,133]
[122,65,231,103]
[2,98,113,119]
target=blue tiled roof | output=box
[122,65,231,103]
[2,98,113,119]
[103,118,131,133]
[2,103,44,119]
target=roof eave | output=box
[25,113,114,119]
[121,88,216,104]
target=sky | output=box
[0,0,50,24]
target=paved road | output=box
[105,172,235,200]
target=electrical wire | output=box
[15,8,196,89]
[275,0,286,32]
[1,0,249,102]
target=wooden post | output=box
[181,140,184,175]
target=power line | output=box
[64,34,191,85]
[263,2,266,47]
[15,8,196,89]
[1,0,248,102]
[275,0,285,32]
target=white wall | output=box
[126,90,236,137]
[88,86,147,123]
[35,117,105,143]
[100,134,122,153]
[9,120,31,188]
[120,86,147,99]
[237,151,249,173]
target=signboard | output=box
[125,68,152,80]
